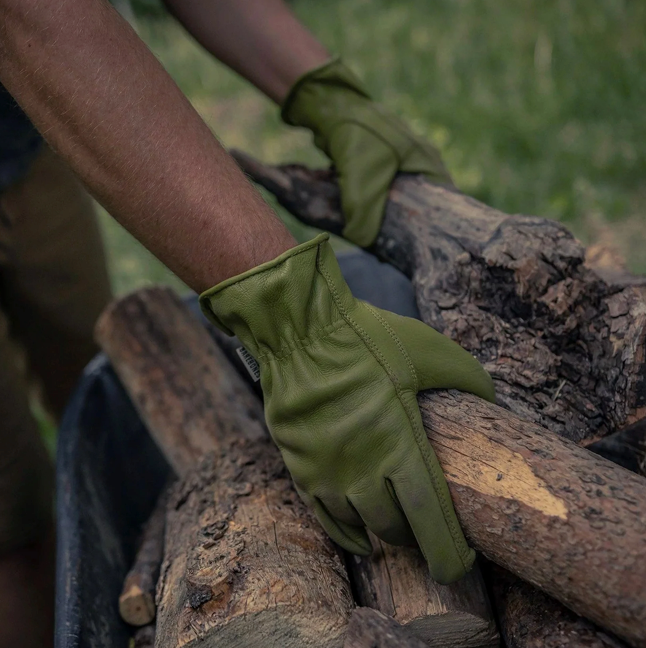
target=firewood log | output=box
[230,151,646,444]
[131,624,155,648]
[119,486,169,626]
[229,153,646,648]
[344,608,429,648]
[96,289,354,648]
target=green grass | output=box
[101,0,646,296]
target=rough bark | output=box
[119,486,169,626]
[207,319,499,648]
[229,153,646,647]
[489,565,627,648]
[96,288,354,648]
[231,151,646,445]
[344,608,429,648]
[416,390,646,647]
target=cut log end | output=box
[119,584,155,627]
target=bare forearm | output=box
[163,0,329,104]
[0,0,295,291]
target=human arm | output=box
[162,0,329,104]
[161,0,454,247]
[0,0,296,291]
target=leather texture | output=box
[281,59,454,247]
[200,235,495,584]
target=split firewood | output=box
[96,288,354,648]
[230,153,646,647]
[119,486,169,626]
[348,540,498,648]
[206,322,499,648]
[344,608,429,648]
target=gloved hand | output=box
[200,234,495,584]
[281,58,453,248]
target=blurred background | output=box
[103,0,646,296]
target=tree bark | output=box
[229,153,646,647]
[344,608,430,648]
[96,288,354,648]
[119,486,169,626]
[231,151,646,445]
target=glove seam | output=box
[361,303,471,569]
[254,318,347,362]
[316,256,471,569]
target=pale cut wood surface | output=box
[118,487,169,626]
[349,537,498,647]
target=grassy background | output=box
[101,0,646,297]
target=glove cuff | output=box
[199,234,355,361]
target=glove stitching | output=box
[361,303,471,568]
[254,318,347,362]
[362,303,418,392]
[317,257,471,569]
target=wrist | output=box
[199,234,355,359]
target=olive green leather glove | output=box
[200,234,494,584]
[281,58,454,248]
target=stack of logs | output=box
[96,154,646,648]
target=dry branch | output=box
[231,151,646,445]
[119,486,169,626]
[489,564,627,648]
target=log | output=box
[96,288,354,648]
[489,564,627,648]
[131,624,155,648]
[589,419,646,477]
[119,486,169,626]
[206,317,499,648]
[231,151,646,445]
[344,608,429,648]
[347,539,498,647]
[230,153,646,647]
